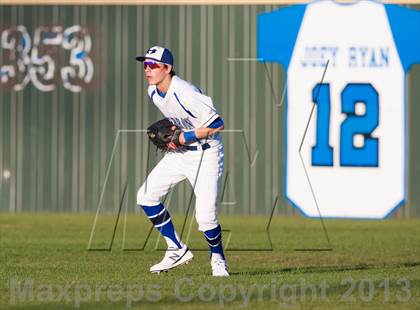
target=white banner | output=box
[258,1,420,218]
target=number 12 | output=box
[312,83,379,167]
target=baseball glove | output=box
[147,118,183,152]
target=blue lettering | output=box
[348,47,357,67]
[369,49,377,67]
[380,47,389,67]
[348,47,390,68]
[359,47,368,67]
[330,47,338,66]
[301,46,339,68]
[168,117,194,130]
[320,46,328,65]
[311,47,318,67]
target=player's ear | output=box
[164,64,172,74]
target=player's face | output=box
[144,60,171,85]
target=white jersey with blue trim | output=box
[147,75,221,147]
[258,0,420,218]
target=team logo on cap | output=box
[147,48,158,54]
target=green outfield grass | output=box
[1,213,419,309]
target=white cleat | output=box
[150,245,193,274]
[211,254,229,277]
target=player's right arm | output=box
[196,117,224,137]
[179,117,224,145]
[177,87,224,145]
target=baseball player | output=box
[136,46,229,277]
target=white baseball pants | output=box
[137,144,224,232]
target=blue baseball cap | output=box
[136,46,174,66]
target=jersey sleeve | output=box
[184,90,220,128]
[207,117,224,129]
[385,4,420,72]
[147,85,156,101]
[257,5,307,69]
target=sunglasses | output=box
[143,61,162,70]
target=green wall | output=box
[0,5,419,218]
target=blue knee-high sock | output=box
[204,225,225,260]
[140,203,183,249]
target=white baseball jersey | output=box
[147,75,222,147]
[137,75,224,232]
[258,0,420,218]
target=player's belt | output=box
[184,143,211,151]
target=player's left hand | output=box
[147,118,184,152]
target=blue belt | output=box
[184,143,211,151]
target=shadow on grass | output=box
[232,261,420,276]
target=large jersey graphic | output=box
[258,0,420,218]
